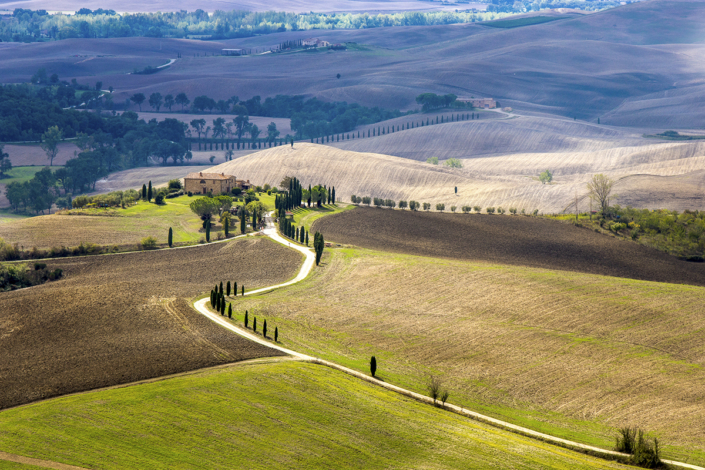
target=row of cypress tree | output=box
[243,310,278,342]
[279,214,309,245]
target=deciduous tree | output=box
[41,126,62,166]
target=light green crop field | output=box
[0,192,274,249]
[228,247,705,466]
[0,462,45,469]
[291,203,355,232]
[0,361,633,470]
[0,166,63,186]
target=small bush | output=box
[154,193,166,205]
[141,236,158,250]
[188,191,193,197]
[486,207,495,214]
[473,206,481,213]
[450,206,456,213]
[509,208,517,215]
[34,262,46,270]
[168,179,182,190]
[616,427,661,469]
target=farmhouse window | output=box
[200,180,206,184]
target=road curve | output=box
[194,215,704,470]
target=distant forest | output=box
[2,1,624,42]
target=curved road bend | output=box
[194,213,704,470]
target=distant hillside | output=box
[208,141,705,213]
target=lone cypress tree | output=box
[245,310,248,328]
[206,220,211,242]
[370,356,377,377]
[263,320,267,338]
[147,181,153,201]
[224,217,229,237]
[228,304,232,318]
[168,227,173,247]
[242,285,245,296]
[455,186,458,194]
[275,327,279,342]
[240,209,246,234]
[253,317,257,332]
[226,281,231,296]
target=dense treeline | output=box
[1,3,623,43]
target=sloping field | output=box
[0,237,300,410]
[2,1,704,126]
[234,246,705,464]
[0,361,631,470]
[207,142,705,213]
[90,165,204,194]
[313,206,705,285]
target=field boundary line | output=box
[193,213,705,470]
[0,451,91,470]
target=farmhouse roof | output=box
[185,172,234,180]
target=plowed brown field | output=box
[313,207,705,286]
[0,237,301,410]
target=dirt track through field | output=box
[313,207,705,286]
[0,236,300,410]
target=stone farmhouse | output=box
[457,97,497,109]
[184,172,252,195]
[302,38,330,48]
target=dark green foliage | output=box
[228,304,232,318]
[142,184,147,199]
[206,221,211,242]
[370,356,377,377]
[275,327,278,342]
[224,217,229,237]
[332,186,336,204]
[219,281,223,296]
[313,231,325,265]
[242,285,245,296]
[253,317,257,332]
[221,299,226,315]
[168,227,173,247]
[215,294,220,311]
[240,208,247,234]
[147,181,152,201]
[226,280,231,297]
[615,427,661,468]
[234,282,237,296]
[244,310,248,328]
[263,320,267,338]
[305,231,309,246]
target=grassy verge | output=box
[0,166,63,185]
[226,246,705,466]
[0,361,633,469]
[291,203,355,232]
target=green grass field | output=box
[0,360,633,470]
[291,203,355,232]
[0,166,63,185]
[227,246,705,465]
[0,462,44,469]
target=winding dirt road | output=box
[194,213,704,470]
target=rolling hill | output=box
[209,140,705,213]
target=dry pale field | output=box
[234,245,705,464]
[1,1,703,126]
[0,237,300,409]
[134,111,293,136]
[2,142,79,166]
[207,141,705,213]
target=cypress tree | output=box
[242,285,245,296]
[300,227,305,244]
[305,231,309,246]
[240,209,246,233]
[224,217,229,237]
[219,281,223,296]
[370,356,377,377]
[332,187,336,204]
[275,326,278,342]
[206,220,211,242]
[234,282,237,296]
[296,226,299,241]
[142,184,147,199]
[253,317,257,332]
[215,294,220,311]
[210,290,214,306]
[263,320,267,338]
[221,300,225,315]
[227,280,231,296]
[147,181,152,201]
[228,304,232,318]
[245,310,248,327]
[168,227,173,247]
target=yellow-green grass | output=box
[0,361,634,470]
[0,166,63,185]
[229,247,705,466]
[0,462,45,469]
[0,193,272,250]
[291,203,355,232]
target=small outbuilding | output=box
[457,97,497,109]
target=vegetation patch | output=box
[645,130,705,141]
[0,260,62,291]
[0,361,636,470]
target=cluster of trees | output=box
[5,167,62,213]
[276,176,336,209]
[0,260,63,291]
[279,215,308,246]
[351,195,419,211]
[415,93,459,112]
[1,8,585,43]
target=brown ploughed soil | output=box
[313,207,705,286]
[0,237,301,410]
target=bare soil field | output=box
[208,142,705,214]
[312,206,705,286]
[90,165,205,194]
[2,143,79,166]
[0,1,702,127]
[0,236,301,409]
[134,111,292,136]
[234,246,705,463]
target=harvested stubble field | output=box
[0,237,301,409]
[313,207,705,286]
[233,246,705,465]
[0,361,634,470]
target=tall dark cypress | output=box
[228,304,232,318]
[332,187,336,204]
[227,281,231,296]
[263,320,267,338]
[308,184,312,207]
[245,310,248,327]
[142,184,147,199]
[275,327,278,342]
[234,282,237,296]
[147,181,153,201]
